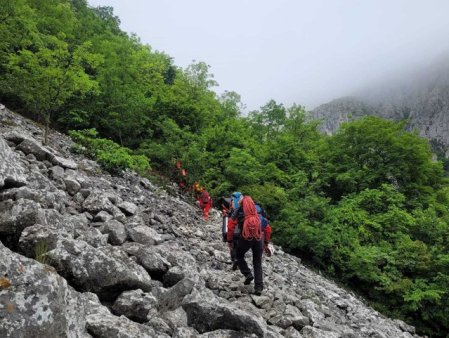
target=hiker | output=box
[173,160,187,192]
[195,185,212,221]
[256,203,273,257]
[227,194,272,295]
[222,192,242,270]
[221,196,232,242]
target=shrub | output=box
[69,129,150,175]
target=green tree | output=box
[5,36,100,143]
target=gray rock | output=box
[0,198,40,246]
[51,155,78,169]
[0,242,88,338]
[172,327,200,338]
[76,227,108,248]
[0,137,27,188]
[161,307,188,329]
[135,246,171,278]
[20,227,152,300]
[94,211,113,222]
[128,225,162,245]
[118,201,138,215]
[83,190,115,214]
[102,219,127,245]
[112,289,157,322]
[153,278,195,312]
[197,329,257,337]
[16,138,52,161]
[85,293,158,338]
[284,327,303,338]
[49,165,65,180]
[163,265,186,287]
[64,177,81,195]
[300,326,340,338]
[182,289,266,337]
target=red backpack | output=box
[241,196,262,240]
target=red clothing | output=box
[196,190,212,220]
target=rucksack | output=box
[241,196,262,241]
[255,203,268,219]
[255,203,269,230]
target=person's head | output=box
[193,182,201,192]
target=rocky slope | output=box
[310,60,449,156]
[0,104,420,337]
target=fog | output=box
[87,0,449,111]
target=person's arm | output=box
[227,217,238,243]
[264,223,272,244]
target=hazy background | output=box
[87,0,449,111]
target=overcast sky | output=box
[87,0,449,111]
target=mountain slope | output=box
[0,104,419,337]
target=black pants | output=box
[230,235,240,264]
[236,238,263,289]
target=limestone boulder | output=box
[0,137,27,189]
[0,242,89,338]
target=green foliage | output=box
[321,116,443,205]
[69,129,150,175]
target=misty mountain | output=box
[311,57,449,156]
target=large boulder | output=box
[112,289,158,322]
[19,227,153,300]
[0,242,89,338]
[16,138,52,161]
[182,289,267,337]
[0,137,27,189]
[85,292,164,338]
[82,190,116,214]
[102,219,127,245]
[0,198,41,248]
[128,225,162,245]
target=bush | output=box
[69,129,150,175]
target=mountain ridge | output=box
[310,58,449,157]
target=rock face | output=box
[0,105,422,337]
[310,60,449,156]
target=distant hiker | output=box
[173,160,187,192]
[227,194,271,295]
[195,184,212,221]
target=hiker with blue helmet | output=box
[227,193,272,295]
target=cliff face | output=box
[0,105,420,338]
[311,60,449,156]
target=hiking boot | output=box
[254,286,263,296]
[244,274,254,285]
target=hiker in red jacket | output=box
[173,160,187,192]
[195,185,212,221]
[227,194,272,295]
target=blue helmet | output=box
[231,192,242,209]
